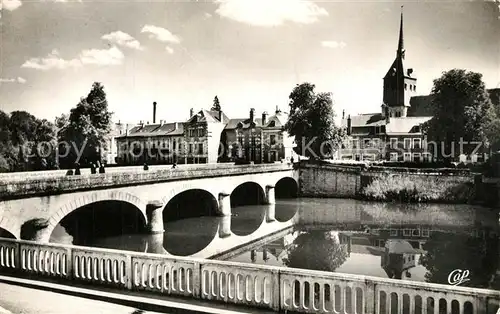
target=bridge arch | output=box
[0,217,17,239]
[230,181,266,207]
[44,191,147,243]
[163,189,219,221]
[274,176,299,199]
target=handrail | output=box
[0,237,498,313]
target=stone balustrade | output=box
[0,163,292,200]
[1,237,499,313]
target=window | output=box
[404,83,407,90]
[404,152,411,161]
[188,144,193,154]
[422,228,430,237]
[413,153,421,162]
[351,139,358,149]
[198,143,203,154]
[414,85,416,92]
[404,138,411,149]
[372,138,380,148]
[363,138,371,148]
[413,138,421,149]
[390,138,398,149]
[390,152,398,161]
[412,229,421,237]
[390,229,398,236]
[423,153,432,162]
[354,154,361,161]
[270,135,276,145]
[403,229,411,236]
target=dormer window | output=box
[237,122,243,129]
[268,121,276,127]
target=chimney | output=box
[342,110,345,119]
[262,111,268,126]
[125,124,129,136]
[219,110,223,122]
[174,122,178,130]
[275,105,281,114]
[160,119,164,126]
[347,115,352,136]
[250,108,255,123]
[189,108,194,118]
[407,68,413,76]
[153,101,157,124]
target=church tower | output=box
[381,7,417,119]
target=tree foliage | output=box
[0,110,57,172]
[423,69,497,160]
[285,83,346,159]
[211,95,221,111]
[420,231,499,289]
[58,82,113,168]
[283,231,348,272]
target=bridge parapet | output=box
[0,163,292,200]
[0,237,498,313]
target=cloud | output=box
[321,41,347,49]
[141,25,181,44]
[215,0,328,27]
[79,46,124,65]
[1,0,22,11]
[0,77,26,84]
[102,31,143,50]
[165,46,174,54]
[21,46,124,70]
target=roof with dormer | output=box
[224,111,288,130]
[187,109,230,124]
[115,122,184,139]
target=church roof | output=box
[385,117,432,134]
[341,113,386,128]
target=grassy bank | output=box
[361,174,475,204]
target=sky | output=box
[0,0,499,125]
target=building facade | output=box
[221,107,295,163]
[338,9,433,162]
[115,103,294,165]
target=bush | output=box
[361,174,474,203]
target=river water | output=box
[50,197,500,290]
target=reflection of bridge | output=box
[0,163,298,242]
[1,237,499,313]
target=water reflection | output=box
[227,200,500,290]
[50,200,298,258]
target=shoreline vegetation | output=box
[360,174,475,204]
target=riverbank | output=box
[298,162,477,204]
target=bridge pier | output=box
[218,192,231,216]
[266,204,276,222]
[146,233,166,254]
[218,215,232,238]
[146,201,164,234]
[22,218,51,243]
[265,185,276,204]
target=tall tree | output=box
[423,69,497,161]
[285,83,346,159]
[59,82,113,168]
[211,95,221,111]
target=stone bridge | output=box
[0,163,298,242]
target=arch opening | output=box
[275,177,298,199]
[163,189,218,221]
[0,227,15,239]
[230,182,265,207]
[230,182,266,236]
[162,189,220,256]
[51,200,147,251]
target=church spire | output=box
[397,6,405,59]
